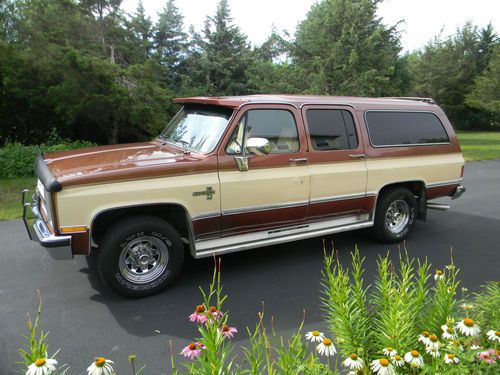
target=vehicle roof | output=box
[173,95,439,110]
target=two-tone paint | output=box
[28,95,465,258]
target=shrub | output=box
[0,140,95,178]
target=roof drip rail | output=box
[384,97,437,104]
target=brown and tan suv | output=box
[22,95,465,297]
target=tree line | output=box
[0,0,498,146]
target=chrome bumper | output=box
[22,189,73,259]
[452,185,466,200]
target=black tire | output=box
[97,215,184,298]
[373,187,417,243]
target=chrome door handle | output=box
[289,157,308,164]
[348,154,366,159]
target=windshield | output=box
[159,105,233,154]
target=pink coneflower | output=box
[189,305,207,324]
[219,324,238,339]
[478,349,498,364]
[209,306,223,320]
[181,342,204,360]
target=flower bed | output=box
[19,248,499,374]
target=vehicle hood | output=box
[43,141,217,188]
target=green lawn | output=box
[457,131,500,161]
[0,177,36,221]
[0,132,498,221]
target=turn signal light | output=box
[60,226,87,234]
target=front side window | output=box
[159,104,233,153]
[306,109,358,150]
[226,109,299,154]
[365,111,450,147]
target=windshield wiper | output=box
[173,138,190,154]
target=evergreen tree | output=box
[126,0,153,63]
[410,23,499,129]
[153,0,186,89]
[248,28,304,94]
[79,0,131,64]
[293,0,403,96]
[188,0,253,95]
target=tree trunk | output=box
[109,119,118,144]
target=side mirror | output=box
[246,137,271,155]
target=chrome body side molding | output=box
[193,213,372,258]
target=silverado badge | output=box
[193,186,215,200]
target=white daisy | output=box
[87,357,115,375]
[434,269,444,281]
[404,350,424,368]
[418,331,431,346]
[305,330,324,343]
[370,358,395,375]
[444,353,459,364]
[470,344,482,350]
[383,347,397,357]
[426,346,440,358]
[316,338,336,357]
[441,324,457,340]
[486,330,500,343]
[26,358,58,375]
[460,303,474,310]
[343,353,364,371]
[455,318,480,336]
[392,354,405,367]
[427,334,440,350]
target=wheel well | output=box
[378,181,425,198]
[91,204,193,249]
[377,181,426,220]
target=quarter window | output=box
[365,111,450,146]
[226,109,299,154]
[306,109,358,150]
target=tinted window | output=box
[306,109,358,150]
[226,109,299,154]
[366,111,449,146]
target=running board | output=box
[193,214,372,259]
[427,203,450,211]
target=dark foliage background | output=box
[0,0,499,147]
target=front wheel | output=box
[97,215,184,298]
[373,187,417,243]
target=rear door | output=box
[301,105,371,221]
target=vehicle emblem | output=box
[193,186,215,200]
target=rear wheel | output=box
[373,187,417,243]
[97,215,184,298]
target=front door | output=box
[218,105,310,236]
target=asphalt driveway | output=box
[1,160,499,374]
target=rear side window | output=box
[365,111,449,147]
[306,109,358,150]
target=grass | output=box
[457,131,500,161]
[0,177,36,221]
[0,131,498,221]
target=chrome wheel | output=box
[384,199,410,234]
[118,236,169,284]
